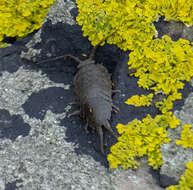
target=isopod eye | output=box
[81,53,87,57]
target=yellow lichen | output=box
[76,0,193,115]
[176,124,193,149]
[76,0,193,49]
[128,36,193,113]
[76,0,156,49]
[0,0,56,46]
[107,113,180,169]
[76,0,193,170]
[125,94,153,107]
[148,0,193,25]
[0,42,9,48]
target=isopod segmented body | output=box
[37,52,119,154]
[68,54,118,154]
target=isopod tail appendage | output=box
[97,126,105,154]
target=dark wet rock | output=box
[0,109,31,141]
[150,168,178,188]
[154,17,193,42]
[159,174,178,188]
[0,53,21,75]
[173,82,193,111]
[22,87,71,120]
[0,32,34,77]
[5,179,23,190]
[111,53,159,126]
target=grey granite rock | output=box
[1,0,193,189]
[160,78,193,181]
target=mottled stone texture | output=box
[0,0,193,189]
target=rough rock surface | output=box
[0,0,193,189]
[154,17,193,42]
[154,16,193,186]
[160,81,193,181]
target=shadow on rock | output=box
[0,33,34,76]
[150,168,178,188]
[5,179,23,190]
[173,82,193,111]
[0,109,31,141]
[22,87,72,120]
[60,114,109,167]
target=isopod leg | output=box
[65,54,82,64]
[112,90,121,94]
[112,104,120,113]
[35,54,69,64]
[104,121,118,138]
[84,123,89,133]
[67,110,80,118]
[97,126,105,154]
